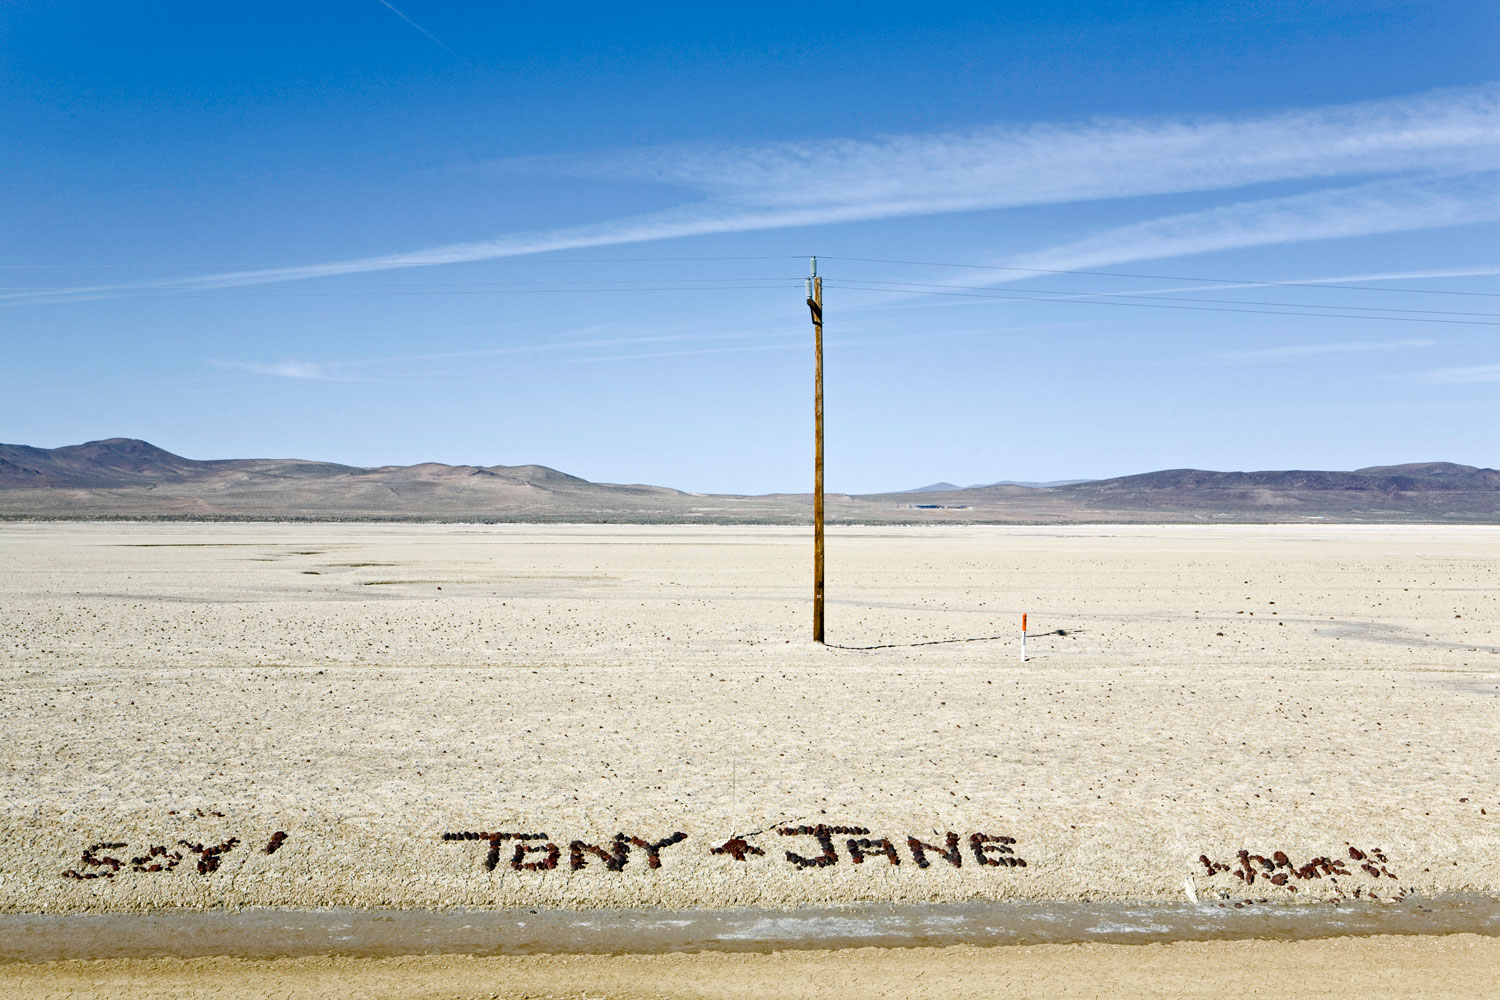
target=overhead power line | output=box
[0,255,809,269]
[3,253,1493,298]
[0,276,803,292]
[830,277,1500,320]
[821,256,1500,298]
[7,283,801,301]
[827,280,1500,327]
[2,254,1494,321]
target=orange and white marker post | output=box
[1021,613,1028,662]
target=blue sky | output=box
[2,1,1497,493]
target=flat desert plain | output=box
[1,522,1497,995]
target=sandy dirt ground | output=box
[1,522,1497,913]
[3,935,1498,999]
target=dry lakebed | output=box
[1,522,1497,993]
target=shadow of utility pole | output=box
[829,629,1077,651]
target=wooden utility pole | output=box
[807,257,825,644]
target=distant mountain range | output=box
[900,479,1097,492]
[1,438,1497,523]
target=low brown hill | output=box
[0,438,714,521]
[1352,462,1500,486]
[0,438,211,487]
[1018,464,1500,520]
[1069,464,1500,493]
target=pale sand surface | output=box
[1,523,1497,912]
[4,936,1498,999]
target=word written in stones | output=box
[60,833,287,880]
[441,831,690,872]
[777,827,1025,869]
[1197,846,1404,902]
[440,827,1026,872]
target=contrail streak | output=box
[372,0,492,79]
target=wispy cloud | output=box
[1280,266,1500,290]
[1006,172,1500,274]
[6,83,1498,306]
[530,83,1499,214]
[1412,363,1500,383]
[212,360,351,380]
[857,270,1500,315]
[0,204,831,305]
[1206,338,1437,363]
[1109,267,1500,300]
[211,325,818,380]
